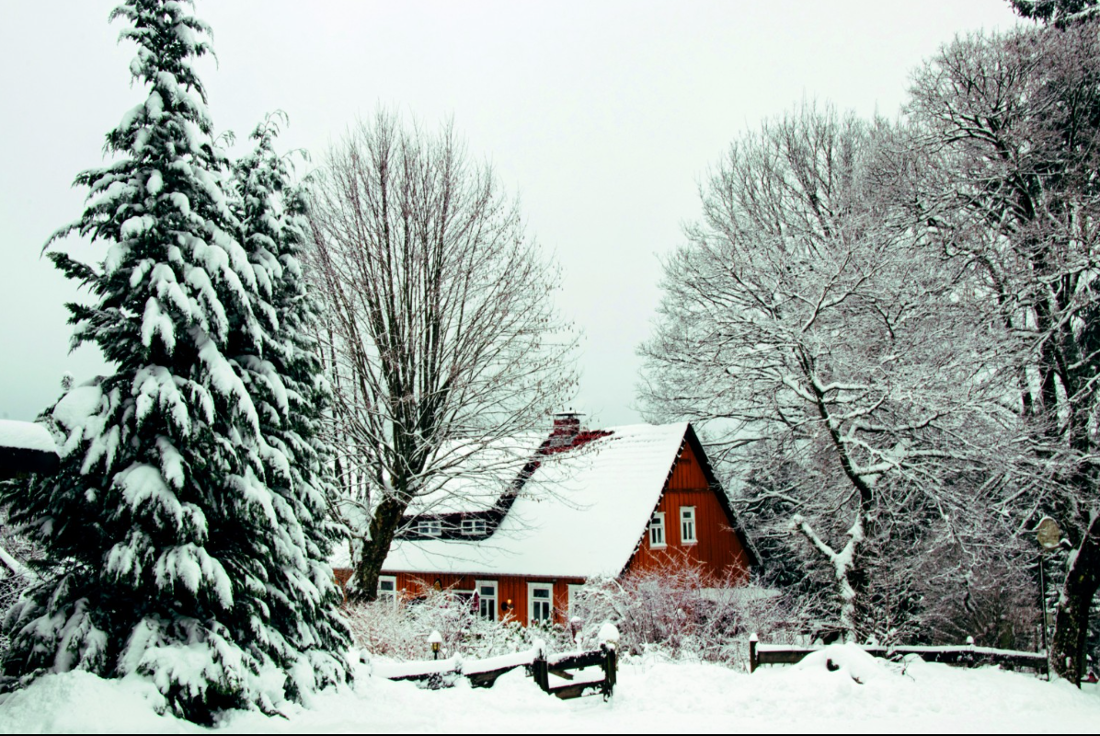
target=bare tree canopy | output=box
[308,112,577,600]
[906,19,1100,682]
[640,103,1019,642]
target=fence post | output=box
[532,652,549,693]
[600,643,617,699]
[749,633,758,673]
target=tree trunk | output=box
[795,510,869,643]
[349,496,407,603]
[1049,511,1099,684]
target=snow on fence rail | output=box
[748,635,1048,675]
[370,643,618,699]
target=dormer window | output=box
[461,518,487,536]
[417,519,441,537]
[649,512,666,548]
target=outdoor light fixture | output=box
[501,598,513,613]
[428,630,443,660]
[1036,516,1063,659]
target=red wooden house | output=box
[332,417,757,626]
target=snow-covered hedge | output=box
[346,562,808,669]
[0,500,38,659]
[345,587,573,662]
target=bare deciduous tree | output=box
[307,112,577,601]
[906,21,1100,682]
[640,104,1017,641]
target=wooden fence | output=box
[748,637,1048,675]
[373,644,617,699]
[531,645,617,700]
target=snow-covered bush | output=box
[570,558,807,669]
[910,545,1039,651]
[345,586,573,661]
[0,500,37,658]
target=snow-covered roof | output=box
[0,419,59,478]
[380,422,690,579]
[403,432,548,516]
[0,420,56,454]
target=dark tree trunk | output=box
[349,496,407,603]
[1050,512,1100,684]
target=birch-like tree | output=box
[640,104,1016,641]
[307,112,577,601]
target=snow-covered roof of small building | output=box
[380,422,691,579]
[0,419,59,479]
[0,420,56,454]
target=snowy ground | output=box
[1,645,1098,733]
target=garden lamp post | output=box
[428,630,443,661]
[1036,516,1062,657]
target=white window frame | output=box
[417,519,441,537]
[649,512,666,548]
[680,506,697,544]
[475,579,498,621]
[528,582,554,624]
[461,518,487,536]
[378,575,398,608]
[567,584,584,618]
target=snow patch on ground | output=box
[1,646,1098,733]
[0,671,180,734]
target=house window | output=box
[476,580,498,621]
[417,519,441,537]
[567,584,584,619]
[649,512,666,548]
[378,575,397,607]
[528,582,554,624]
[680,506,697,544]
[461,518,487,536]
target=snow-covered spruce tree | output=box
[227,114,351,698]
[0,1,346,721]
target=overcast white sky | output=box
[0,1,1022,427]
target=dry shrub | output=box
[343,584,572,661]
[571,556,808,669]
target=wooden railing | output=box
[371,644,618,699]
[531,645,617,700]
[748,636,1048,675]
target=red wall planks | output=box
[626,441,751,584]
[385,572,585,626]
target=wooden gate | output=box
[530,644,617,700]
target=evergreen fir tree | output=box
[1008,0,1099,25]
[227,114,351,699]
[0,0,347,722]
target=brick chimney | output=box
[549,412,582,448]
